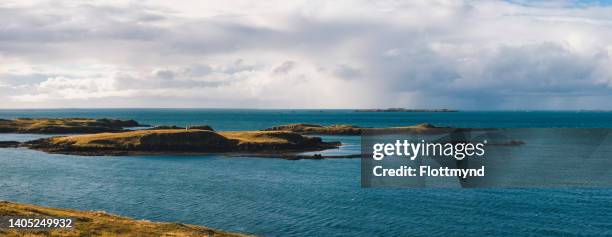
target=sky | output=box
[1,0,612,109]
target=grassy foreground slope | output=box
[0,201,252,237]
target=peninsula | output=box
[0,201,252,237]
[0,118,146,134]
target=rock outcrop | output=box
[0,141,20,148]
[187,125,214,131]
[26,129,340,156]
[0,118,146,134]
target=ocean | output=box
[1,109,611,236]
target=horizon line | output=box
[0,107,611,112]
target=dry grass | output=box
[219,131,300,144]
[48,129,209,148]
[0,201,253,237]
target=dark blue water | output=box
[1,109,611,236]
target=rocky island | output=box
[0,201,252,237]
[25,129,340,156]
[0,118,146,134]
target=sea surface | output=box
[1,109,611,236]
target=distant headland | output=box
[262,123,449,135]
[355,108,458,112]
[0,118,147,134]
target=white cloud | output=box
[0,0,612,109]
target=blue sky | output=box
[1,0,612,109]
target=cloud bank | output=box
[1,0,612,109]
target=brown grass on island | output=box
[0,118,144,134]
[25,129,340,156]
[0,201,252,237]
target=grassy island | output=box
[262,124,362,135]
[0,201,252,237]
[0,118,145,134]
[26,129,340,156]
[262,123,449,135]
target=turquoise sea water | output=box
[1,109,611,236]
